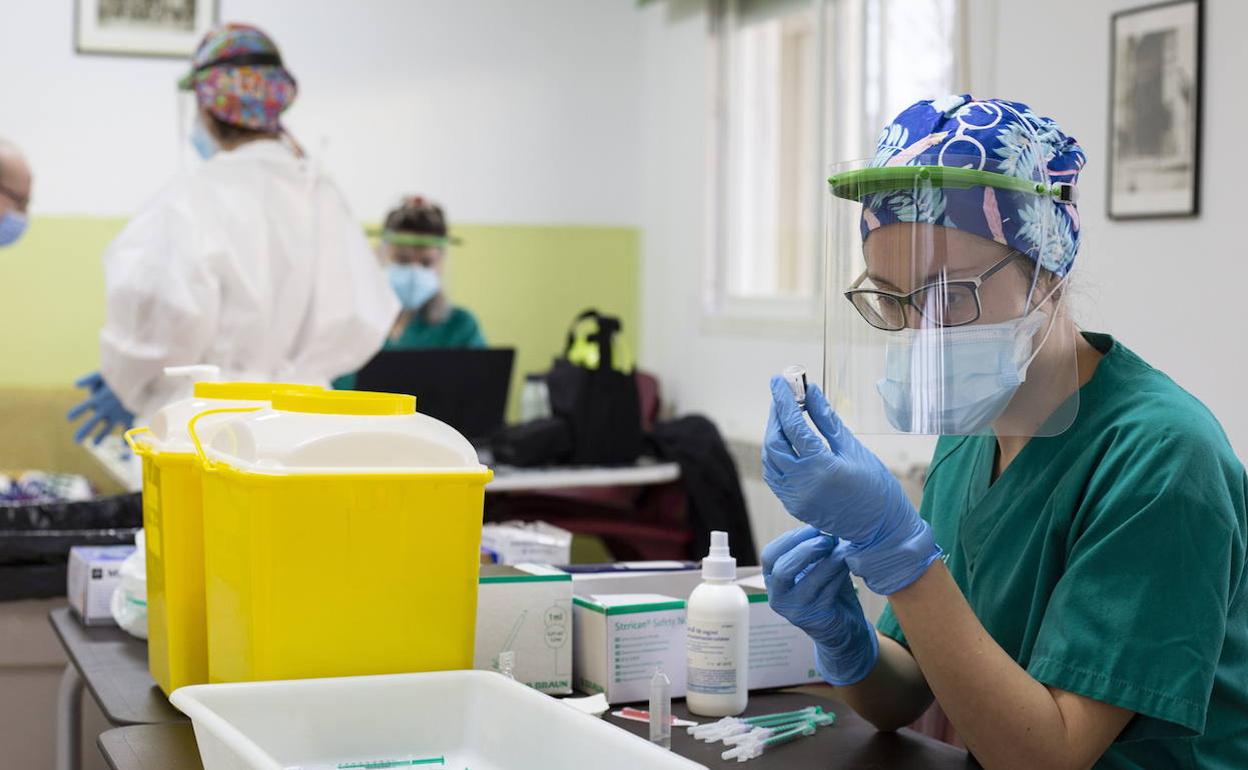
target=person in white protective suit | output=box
[69,22,398,442]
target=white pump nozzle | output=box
[163,365,221,383]
[703,530,737,580]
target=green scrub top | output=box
[334,306,487,389]
[876,333,1248,769]
[387,306,487,350]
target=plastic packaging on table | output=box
[0,472,93,504]
[171,670,706,770]
[125,380,322,695]
[480,520,572,565]
[111,529,148,639]
[192,390,493,684]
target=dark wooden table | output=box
[99,690,975,769]
[98,724,202,770]
[49,606,186,725]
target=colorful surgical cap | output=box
[862,94,1087,277]
[178,23,297,133]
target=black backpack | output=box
[545,309,643,466]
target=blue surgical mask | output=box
[190,117,220,160]
[388,264,441,310]
[0,210,27,247]
[876,310,1050,435]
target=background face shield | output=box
[823,155,1080,438]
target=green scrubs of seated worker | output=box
[762,95,1248,770]
[335,197,486,389]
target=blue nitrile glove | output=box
[68,372,135,445]
[762,376,941,595]
[763,525,879,686]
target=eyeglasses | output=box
[844,250,1024,331]
[0,180,29,210]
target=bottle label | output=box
[686,619,740,694]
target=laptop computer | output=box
[352,348,516,443]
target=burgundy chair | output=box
[484,370,696,561]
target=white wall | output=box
[992,0,1248,459]
[636,0,1248,551]
[2,0,642,224]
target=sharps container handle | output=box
[187,407,262,472]
[123,427,151,453]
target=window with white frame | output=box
[707,0,964,327]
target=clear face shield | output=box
[824,155,1080,438]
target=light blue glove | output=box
[68,372,135,445]
[762,375,941,595]
[763,525,879,686]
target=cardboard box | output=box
[571,569,820,694]
[480,521,572,565]
[66,545,134,626]
[572,593,687,704]
[475,564,573,694]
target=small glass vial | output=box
[649,665,672,749]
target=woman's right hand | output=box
[763,526,879,686]
[763,376,941,596]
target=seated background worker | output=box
[335,196,484,388]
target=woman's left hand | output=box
[762,526,879,685]
[762,376,941,595]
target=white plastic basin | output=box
[171,670,706,770]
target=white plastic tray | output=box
[171,670,706,770]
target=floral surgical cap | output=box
[861,94,1087,277]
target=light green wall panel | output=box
[444,224,640,420]
[0,216,118,387]
[0,217,639,420]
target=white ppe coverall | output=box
[98,139,399,422]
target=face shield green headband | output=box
[380,230,460,248]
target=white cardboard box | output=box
[475,564,573,694]
[480,521,572,565]
[572,593,687,704]
[571,569,820,695]
[66,545,134,626]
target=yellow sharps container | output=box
[125,381,321,695]
[191,390,493,684]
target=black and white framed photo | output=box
[1108,0,1203,219]
[75,0,219,58]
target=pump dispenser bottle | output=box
[685,530,749,716]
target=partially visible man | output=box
[0,138,32,247]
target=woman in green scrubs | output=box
[335,197,485,388]
[761,96,1247,769]
[377,196,485,349]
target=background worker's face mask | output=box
[0,210,28,247]
[388,263,440,310]
[190,115,220,160]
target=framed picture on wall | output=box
[75,0,219,58]
[1107,0,1203,219]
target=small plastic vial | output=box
[498,650,516,680]
[649,665,672,749]
[782,365,808,411]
